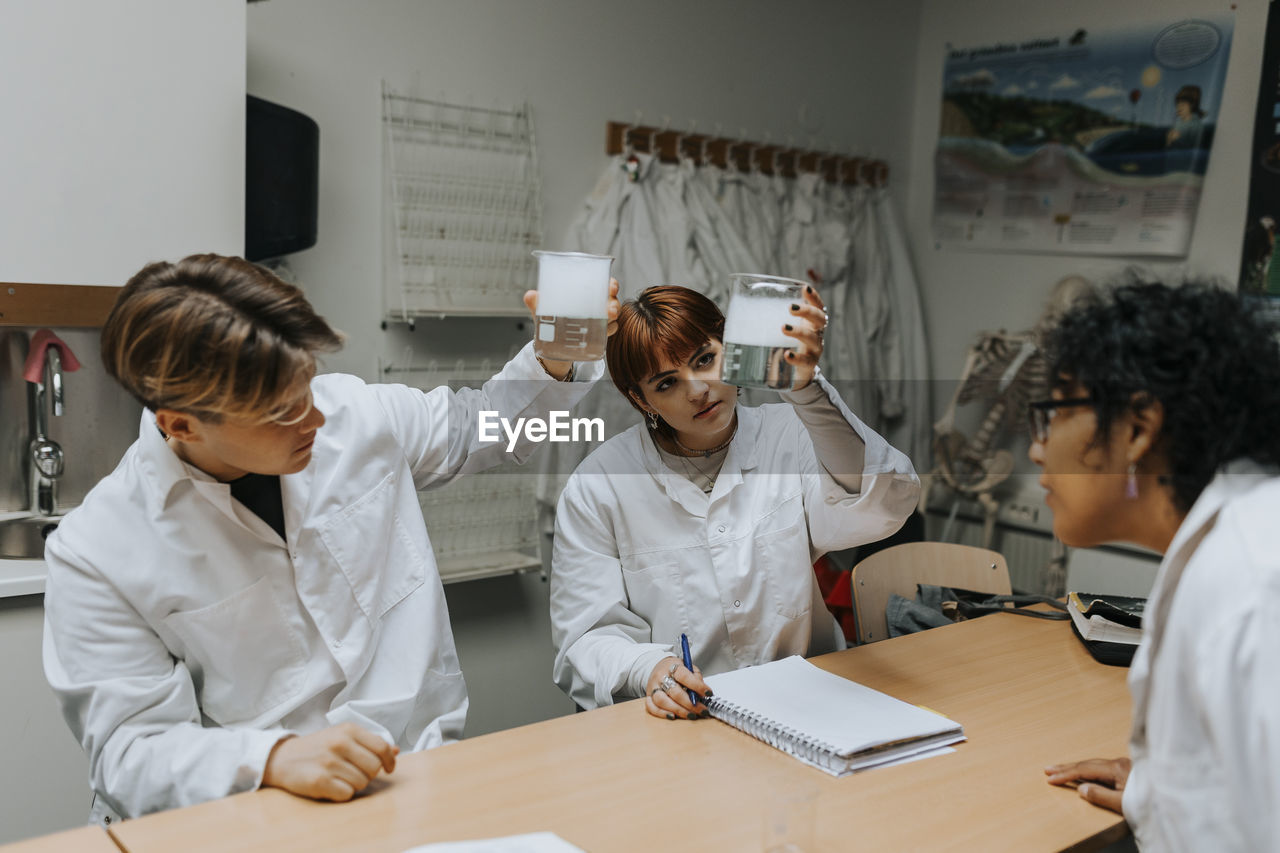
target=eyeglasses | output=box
[1026,397,1094,443]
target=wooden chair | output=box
[850,542,1011,644]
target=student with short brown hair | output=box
[44,254,616,823]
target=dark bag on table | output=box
[886,584,1068,639]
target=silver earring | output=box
[647,411,658,430]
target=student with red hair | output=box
[549,284,919,718]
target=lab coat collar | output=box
[636,404,762,515]
[1130,458,1278,728]
[134,408,304,550]
[136,409,215,506]
[1163,458,1276,572]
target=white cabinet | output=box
[0,594,90,844]
[0,2,246,286]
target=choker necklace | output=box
[671,416,738,458]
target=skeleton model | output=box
[927,276,1095,595]
[931,331,1043,547]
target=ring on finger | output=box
[660,675,677,692]
[651,685,665,698]
[668,661,680,676]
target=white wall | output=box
[247,0,925,380]
[0,2,245,843]
[0,1,246,286]
[247,0,926,736]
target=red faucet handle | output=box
[23,328,82,383]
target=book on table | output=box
[702,655,965,777]
[1069,592,1145,629]
[1067,592,1144,644]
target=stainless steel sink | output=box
[0,516,61,560]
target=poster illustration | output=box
[934,17,1233,256]
[1239,1,1280,323]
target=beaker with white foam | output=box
[720,274,809,390]
[532,251,613,362]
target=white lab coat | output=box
[565,152,663,301]
[42,342,600,822]
[1122,460,1280,852]
[871,189,932,467]
[648,160,703,288]
[540,153,663,523]
[748,170,784,274]
[682,157,762,306]
[549,375,919,710]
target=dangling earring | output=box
[1125,463,1139,500]
[646,411,658,430]
[737,386,743,397]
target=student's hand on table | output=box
[644,656,711,720]
[523,278,621,379]
[1045,756,1132,814]
[262,722,399,802]
[781,284,828,391]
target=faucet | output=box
[28,347,66,516]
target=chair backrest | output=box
[850,542,1012,644]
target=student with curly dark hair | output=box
[1027,280,1280,851]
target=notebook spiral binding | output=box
[705,695,842,773]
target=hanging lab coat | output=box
[566,152,664,301]
[1122,460,1280,852]
[780,172,823,283]
[681,157,762,306]
[549,377,920,710]
[844,184,893,431]
[747,170,784,274]
[646,160,704,288]
[42,342,600,822]
[871,189,932,467]
[540,153,662,522]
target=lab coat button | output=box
[734,599,741,607]
[717,525,726,534]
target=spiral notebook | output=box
[703,656,965,777]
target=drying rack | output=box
[382,85,544,323]
[382,353,542,583]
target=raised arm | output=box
[367,344,604,491]
[784,372,920,556]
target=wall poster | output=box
[1239,0,1280,323]
[934,17,1233,256]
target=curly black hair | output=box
[1042,277,1280,513]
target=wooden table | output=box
[107,614,1131,853]
[0,828,118,852]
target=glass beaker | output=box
[721,273,808,390]
[531,250,613,362]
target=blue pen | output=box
[680,633,701,706]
